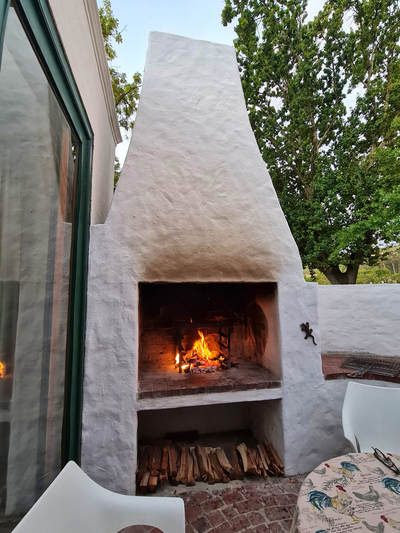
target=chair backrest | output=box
[342,381,400,454]
[13,462,185,533]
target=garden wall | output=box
[318,285,400,357]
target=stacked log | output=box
[136,437,283,494]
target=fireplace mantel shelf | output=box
[136,384,282,411]
[136,362,282,411]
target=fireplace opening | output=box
[138,283,281,399]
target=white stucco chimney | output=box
[82,33,324,494]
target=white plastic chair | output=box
[13,461,185,533]
[342,381,400,454]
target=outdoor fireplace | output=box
[82,32,323,494]
[138,283,282,399]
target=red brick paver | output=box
[120,475,304,533]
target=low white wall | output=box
[319,285,400,356]
[306,378,399,470]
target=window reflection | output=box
[0,3,78,515]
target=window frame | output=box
[0,0,93,464]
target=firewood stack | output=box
[136,439,283,494]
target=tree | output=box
[222,0,400,283]
[98,0,141,184]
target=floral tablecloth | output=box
[294,453,400,533]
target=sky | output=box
[107,0,324,164]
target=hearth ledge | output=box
[135,385,283,411]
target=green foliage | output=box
[114,156,121,188]
[222,0,400,284]
[99,0,141,134]
[304,247,400,283]
[98,0,122,62]
[379,246,400,273]
[304,268,331,284]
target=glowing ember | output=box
[0,362,5,378]
[178,330,228,374]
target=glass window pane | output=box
[0,3,78,515]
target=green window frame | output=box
[0,0,93,464]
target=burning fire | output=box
[0,362,5,378]
[177,330,227,374]
[190,331,219,363]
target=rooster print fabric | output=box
[295,453,400,533]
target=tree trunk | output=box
[320,264,359,284]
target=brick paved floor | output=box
[120,475,305,533]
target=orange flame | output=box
[178,330,222,373]
[190,330,219,363]
[175,353,179,366]
[0,362,5,378]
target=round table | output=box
[294,452,400,533]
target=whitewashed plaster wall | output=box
[48,0,121,224]
[319,285,400,356]
[82,32,327,492]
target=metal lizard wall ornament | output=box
[300,322,317,345]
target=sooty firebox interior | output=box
[138,283,282,399]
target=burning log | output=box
[187,450,195,486]
[139,470,150,494]
[159,446,169,485]
[195,445,209,482]
[224,444,243,480]
[236,443,248,473]
[190,446,201,481]
[178,330,230,374]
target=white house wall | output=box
[48,0,121,224]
